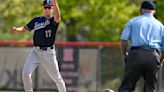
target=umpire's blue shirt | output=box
[121,13,164,51]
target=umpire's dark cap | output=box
[43,0,53,6]
[141,1,156,10]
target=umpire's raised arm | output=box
[53,0,61,23]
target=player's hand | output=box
[53,0,57,3]
[11,26,17,32]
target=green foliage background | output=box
[0,0,136,41]
[0,0,163,42]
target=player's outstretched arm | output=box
[11,26,27,32]
[53,0,61,23]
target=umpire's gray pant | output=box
[118,47,160,92]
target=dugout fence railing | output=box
[0,41,163,92]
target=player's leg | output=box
[42,49,66,92]
[22,48,40,92]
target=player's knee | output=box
[54,77,64,83]
[22,72,31,79]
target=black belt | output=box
[35,46,54,50]
[130,46,159,54]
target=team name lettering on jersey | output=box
[34,20,50,30]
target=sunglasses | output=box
[44,6,52,9]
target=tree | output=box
[156,0,164,23]
[0,0,42,41]
[0,0,139,42]
[0,0,163,42]
[60,0,139,42]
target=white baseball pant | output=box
[22,47,66,92]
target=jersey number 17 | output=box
[45,30,51,38]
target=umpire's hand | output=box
[122,52,128,63]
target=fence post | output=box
[98,46,103,92]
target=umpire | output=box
[118,1,164,92]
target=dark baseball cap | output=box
[141,1,156,10]
[43,0,53,6]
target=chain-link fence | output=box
[0,42,163,92]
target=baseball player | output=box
[11,0,66,92]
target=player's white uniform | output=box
[21,14,66,92]
[22,47,66,92]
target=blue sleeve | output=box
[161,26,164,51]
[121,20,132,40]
[24,17,37,31]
